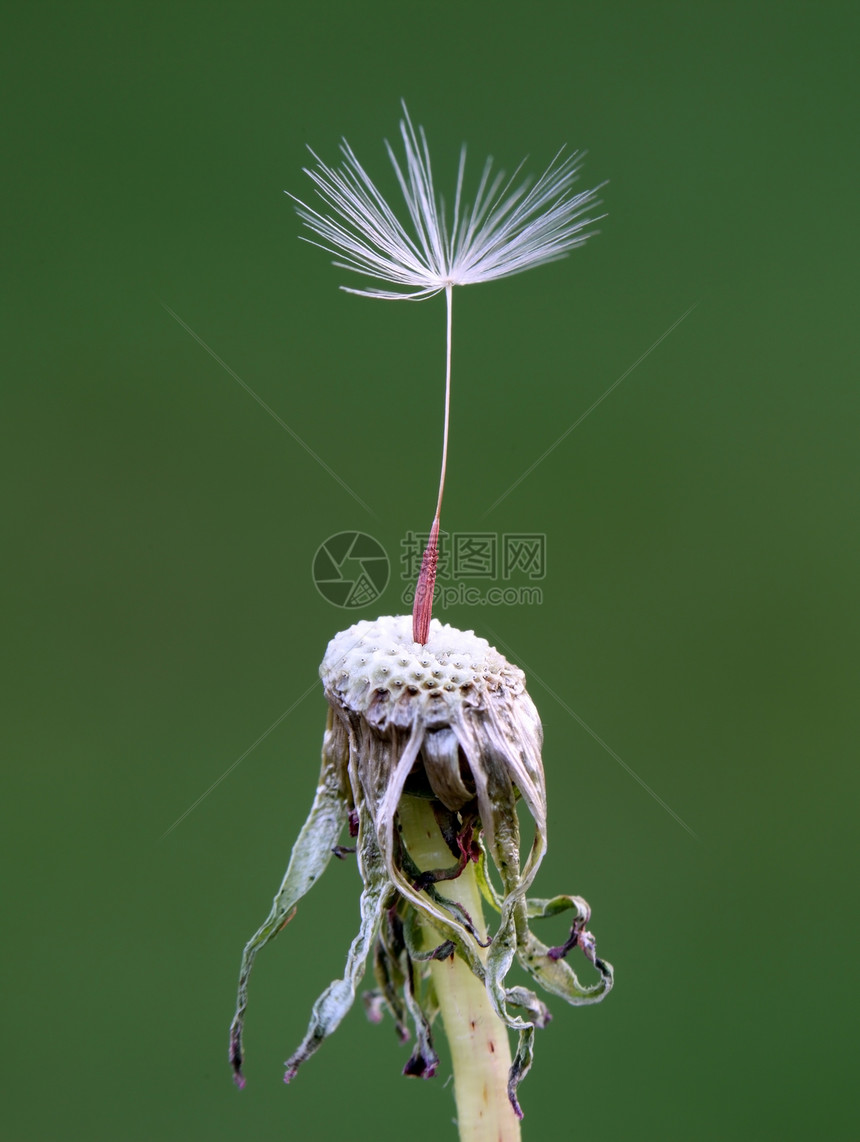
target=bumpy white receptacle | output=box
[321,614,532,719]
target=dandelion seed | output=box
[288,105,604,643]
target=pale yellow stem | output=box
[398,796,521,1142]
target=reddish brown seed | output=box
[412,516,440,644]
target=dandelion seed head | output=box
[231,107,614,1111]
[231,614,613,1103]
[289,103,604,299]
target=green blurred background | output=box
[3,2,858,1139]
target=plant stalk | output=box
[398,796,521,1142]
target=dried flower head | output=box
[290,102,603,299]
[230,616,612,1117]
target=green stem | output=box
[398,796,521,1142]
